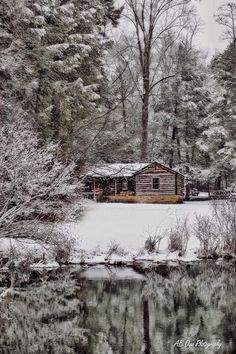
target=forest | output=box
[0,3,236,352]
[0,0,235,235]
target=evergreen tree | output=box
[0,0,121,156]
[151,42,210,179]
[199,42,236,188]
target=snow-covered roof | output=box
[85,161,184,178]
[85,163,149,177]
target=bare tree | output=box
[215,2,236,43]
[110,42,139,133]
[123,0,196,160]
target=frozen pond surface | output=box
[66,201,212,251]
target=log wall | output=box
[135,163,183,196]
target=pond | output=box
[0,264,235,354]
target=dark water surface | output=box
[0,264,235,354]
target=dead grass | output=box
[106,241,127,258]
[144,229,165,253]
[107,195,184,204]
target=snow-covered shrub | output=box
[50,231,76,266]
[106,241,126,258]
[144,231,164,253]
[0,117,80,235]
[212,201,236,254]
[194,214,220,257]
[4,239,43,288]
[195,201,236,257]
[168,218,190,255]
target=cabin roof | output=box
[85,161,184,178]
[85,163,149,178]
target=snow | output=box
[65,201,212,252]
[0,202,215,267]
[59,3,75,15]
[85,162,185,178]
[68,249,200,266]
[80,266,145,280]
[47,43,70,52]
[30,28,46,39]
[85,163,150,177]
[0,238,46,257]
[30,261,60,269]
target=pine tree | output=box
[0,0,122,156]
[200,42,236,189]
[151,42,210,178]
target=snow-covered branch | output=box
[0,118,79,236]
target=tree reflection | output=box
[0,264,235,353]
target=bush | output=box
[194,215,220,257]
[168,218,190,256]
[194,201,236,257]
[144,231,164,253]
[50,231,76,266]
[106,242,126,258]
[213,201,236,254]
[0,117,78,233]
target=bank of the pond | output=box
[1,258,236,289]
[1,200,235,273]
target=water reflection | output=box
[0,264,235,354]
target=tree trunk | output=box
[177,136,181,163]
[143,297,151,354]
[121,95,127,133]
[185,165,191,200]
[51,96,61,140]
[185,183,191,200]
[121,305,128,354]
[169,125,178,168]
[140,52,150,161]
[169,99,179,168]
[140,90,149,161]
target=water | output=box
[0,264,235,354]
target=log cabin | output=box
[83,161,185,204]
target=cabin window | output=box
[152,177,160,190]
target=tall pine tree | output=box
[0,0,122,157]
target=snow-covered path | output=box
[65,201,212,252]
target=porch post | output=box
[114,178,117,196]
[93,178,96,201]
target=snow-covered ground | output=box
[65,201,212,253]
[0,238,45,257]
[0,201,215,268]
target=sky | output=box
[196,0,229,56]
[116,0,231,58]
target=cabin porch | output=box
[82,162,185,204]
[82,176,135,201]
